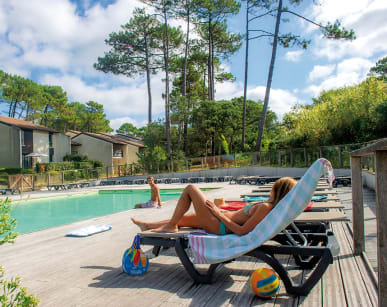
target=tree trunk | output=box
[145,37,153,124]
[242,1,249,147]
[12,100,18,118]
[211,35,215,100]
[163,9,171,154]
[207,17,213,100]
[183,2,190,154]
[255,0,282,151]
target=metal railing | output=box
[0,140,379,190]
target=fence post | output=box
[304,148,307,167]
[234,153,237,168]
[278,151,281,167]
[106,167,109,179]
[319,147,323,158]
[351,156,364,255]
[47,173,50,186]
[338,146,343,168]
[290,149,294,167]
[62,172,64,184]
[269,151,272,166]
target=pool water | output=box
[10,189,184,234]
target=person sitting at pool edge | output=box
[132,177,297,235]
[135,176,162,209]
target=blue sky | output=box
[0,0,386,131]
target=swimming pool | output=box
[10,189,184,234]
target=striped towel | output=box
[188,158,334,264]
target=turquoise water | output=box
[10,189,183,234]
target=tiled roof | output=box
[74,132,144,147]
[0,115,57,133]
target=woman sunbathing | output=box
[131,177,297,236]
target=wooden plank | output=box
[321,223,348,307]
[375,150,387,307]
[340,222,378,306]
[350,138,387,157]
[295,211,349,223]
[243,191,337,197]
[333,221,375,306]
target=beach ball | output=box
[249,268,279,298]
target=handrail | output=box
[350,137,387,306]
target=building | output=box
[115,133,144,145]
[0,116,71,168]
[70,132,144,170]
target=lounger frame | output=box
[139,232,333,296]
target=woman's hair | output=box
[268,177,297,206]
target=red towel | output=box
[219,202,246,211]
[304,201,314,211]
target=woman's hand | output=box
[205,200,222,218]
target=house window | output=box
[49,133,54,162]
[22,130,33,154]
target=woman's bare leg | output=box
[131,214,200,231]
[131,218,169,231]
[152,184,219,233]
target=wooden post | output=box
[62,172,64,184]
[375,151,387,307]
[234,153,237,168]
[351,156,364,255]
[47,173,50,186]
[319,147,323,158]
[106,167,109,179]
[290,149,294,167]
[303,148,307,167]
[269,151,272,166]
[278,151,281,166]
[338,146,343,168]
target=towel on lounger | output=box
[188,158,334,264]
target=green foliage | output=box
[0,199,39,306]
[0,168,35,175]
[0,70,112,133]
[322,20,356,40]
[116,123,143,137]
[0,198,17,246]
[0,267,40,306]
[281,77,386,147]
[369,56,387,80]
[63,153,89,162]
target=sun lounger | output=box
[241,193,339,202]
[137,159,336,295]
[0,188,20,195]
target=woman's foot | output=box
[151,223,178,233]
[131,218,150,231]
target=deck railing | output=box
[350,137,387,307]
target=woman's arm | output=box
[205,200,272,236]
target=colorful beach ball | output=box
[249,268,280,298]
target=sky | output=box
[0,0,386,131]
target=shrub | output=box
[3,168,23,175]
[63,153,89,162]
[0,198,39,306]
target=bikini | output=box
[218,203,256,235]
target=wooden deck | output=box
[0,183,377,306]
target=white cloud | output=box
[215,81,301,120]
[110,117,147,131]
[39,72,167,119]
[285,50,304,62]
[308,64,336,81]
[304,57,373,97]
[304,0,387,60]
